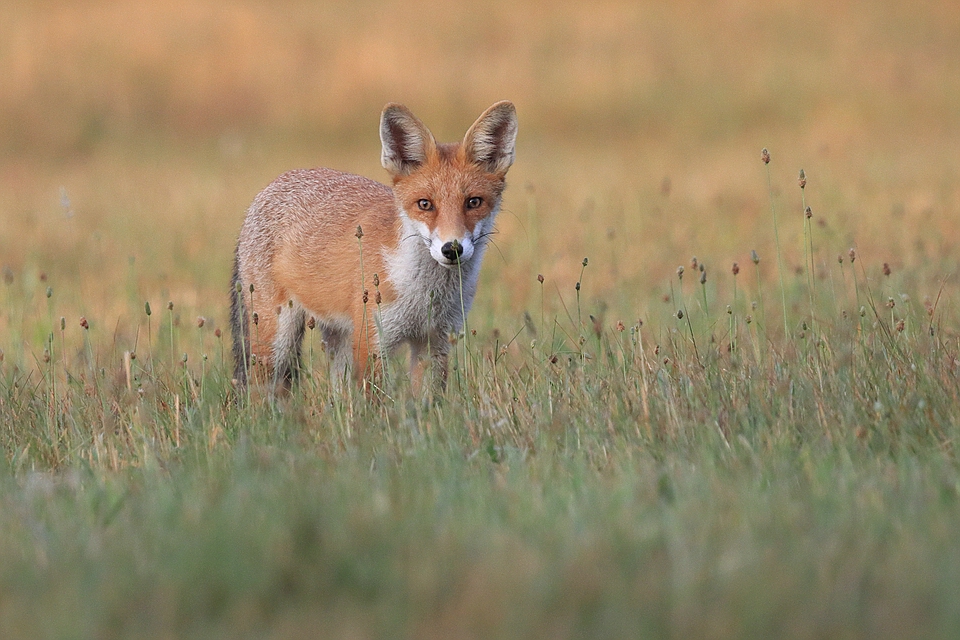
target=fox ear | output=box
[462,101,518,174]
[380,104,436,176]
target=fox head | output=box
[380,101,518,269]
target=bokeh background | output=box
[2,0,959,334]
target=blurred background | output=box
[1,0,959,334]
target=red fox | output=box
[230,101,518,393]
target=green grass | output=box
[2,232,960,638]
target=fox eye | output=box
[466,197,483,209]
[416,199,433,211]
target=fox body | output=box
[230,101,518,392]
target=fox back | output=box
[231,101,518,393]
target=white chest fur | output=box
[377,215,492,352]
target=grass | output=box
[3,0,960,637]
[2,212,960,637]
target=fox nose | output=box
[440,241,464,261]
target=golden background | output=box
[2,0,958,332]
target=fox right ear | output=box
[380,104,436,177]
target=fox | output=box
[230,101,518,394]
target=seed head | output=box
[60,317,65,331]
[691,256,698,270]
[80,316,89,329]
[726,305,732,315]
[699,269,707,285]
[805,206,812,219]
[886,297,895,309]
[167,301,174,311]
[235,281,242,294]
[181,352,188,364]
[859,306,866,317]
[537,274,544,284]
[42,348,50,363]
[883,263,891,277]
[46,286,53,299]
[355,225,364,239]
[732,262,740,276]
[375,290,382,305]
[214,328,222,338]
[130,351,136,360]
[677,309,684,320]
[616,320,625,332]
[746,315,753,324]
[896,319,905,332]
[761,148,771,164]
[372,273,379,287]
[252,312,259,325]
[848,248,856,263]
[750,250,760,265]
[582,257,589,267]
[838,254,844,264]
[362,289,369,304]
[798,169,806,189]
[249,283,255,294]
[196,316,205,328]
[677,266,684,280]
[575,282,581,292]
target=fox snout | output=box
[405,217,479,267]
[432,236,474,267]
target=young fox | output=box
[230,101,518,392]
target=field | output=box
[3,0,960,637]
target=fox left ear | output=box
[462,101,518,174]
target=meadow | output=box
[2,0,960,637]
